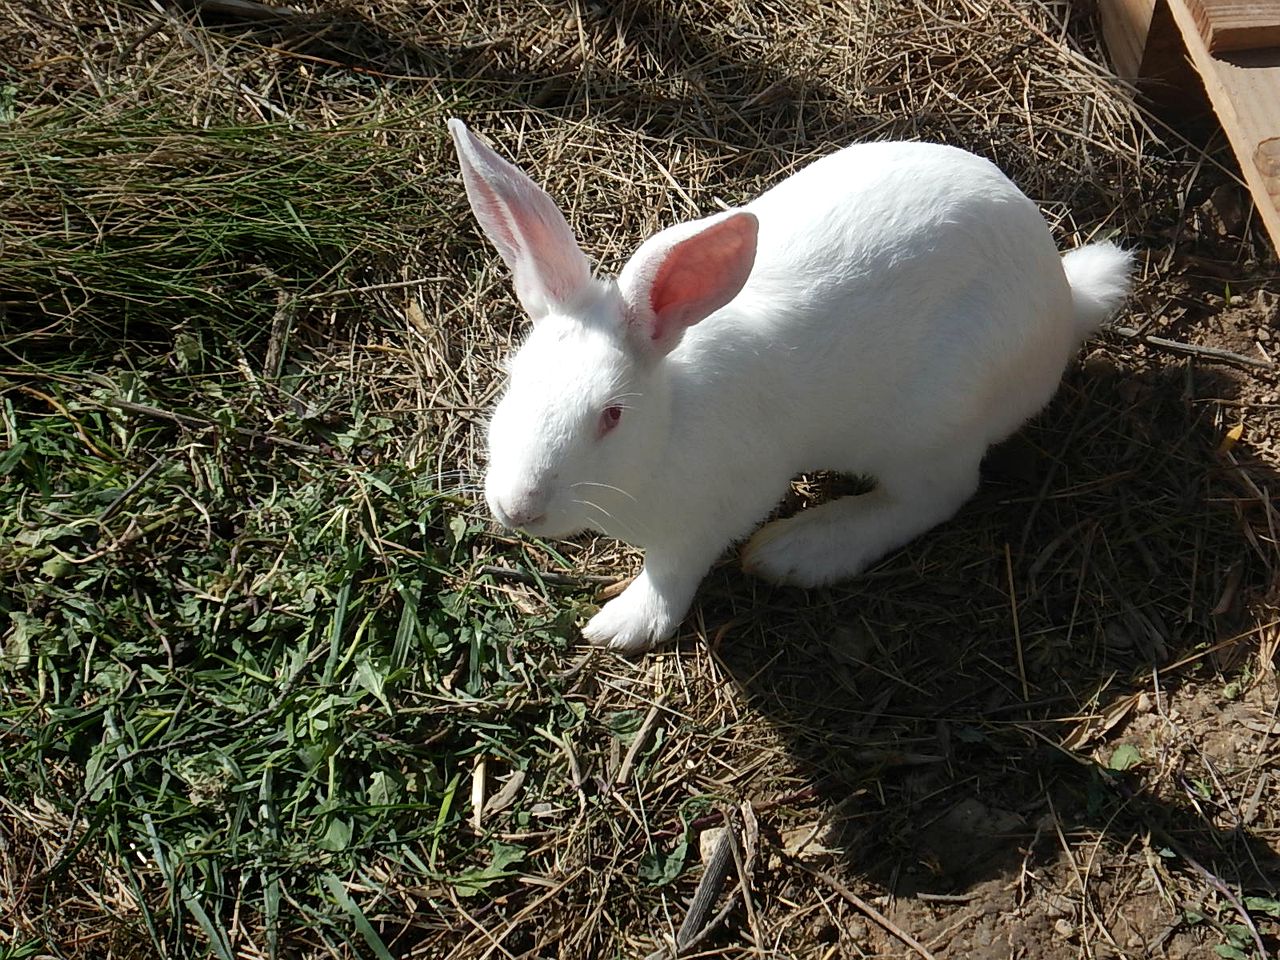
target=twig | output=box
[177,0,297,21]
[302,277,448,300]
[1111,326,1275,370]
[614,698,666,786]
[676,827,736,954]
[801,864,938,960]
[1005,542,1030,706]
[99,457,167,523]
[477,564,619,587]
[728,826,765,955]
[916,891,980,903]
[99,397,325,455]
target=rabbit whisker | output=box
[570,480,639,504]
[572,498,640,543]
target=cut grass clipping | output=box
[1,98,585,956]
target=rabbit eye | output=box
[598,405,623,437]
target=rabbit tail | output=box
[1061,242,1134,336]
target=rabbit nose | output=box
[496,488,547,528]
[504,504,546,527]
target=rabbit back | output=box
[674,142,1086,471]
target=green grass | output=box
[1,419,575,953]
[0,92,586,957]
[2,97,444,353]
[1,352,583,956]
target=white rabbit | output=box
[449,119,1132,654]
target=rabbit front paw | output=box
[582,578,675,655]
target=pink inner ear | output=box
[646,213,757,343]
[468,176,521,256]
[450,119,591,318]
[466,163,589,313]
[650,248,723,319]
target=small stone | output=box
[1054,918,1076,939]
[699,827,726,866]
[1045,894,1074,918]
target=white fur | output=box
[449,120,1134,654]
[1062,242,1134,333]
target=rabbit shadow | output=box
[697,345,1280,933]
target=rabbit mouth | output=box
[486,481,598,539]
[490,499,583,539]
[489,500,546,531]
[522,512,586,538]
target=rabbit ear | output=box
[618,210,758,355]
[448,119,592,320]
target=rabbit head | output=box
[448,119,757,542]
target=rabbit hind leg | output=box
[741,446,982,587]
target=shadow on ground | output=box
[177,0,1149,207]
[699,352,1280,953]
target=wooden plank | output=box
[1099,0,1205,112]
[1258,138,1280,213]
[1099,0,1159,78]
[1164,0,1280,252]
[1184,0,1280,53]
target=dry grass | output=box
[2,0,1279,958]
